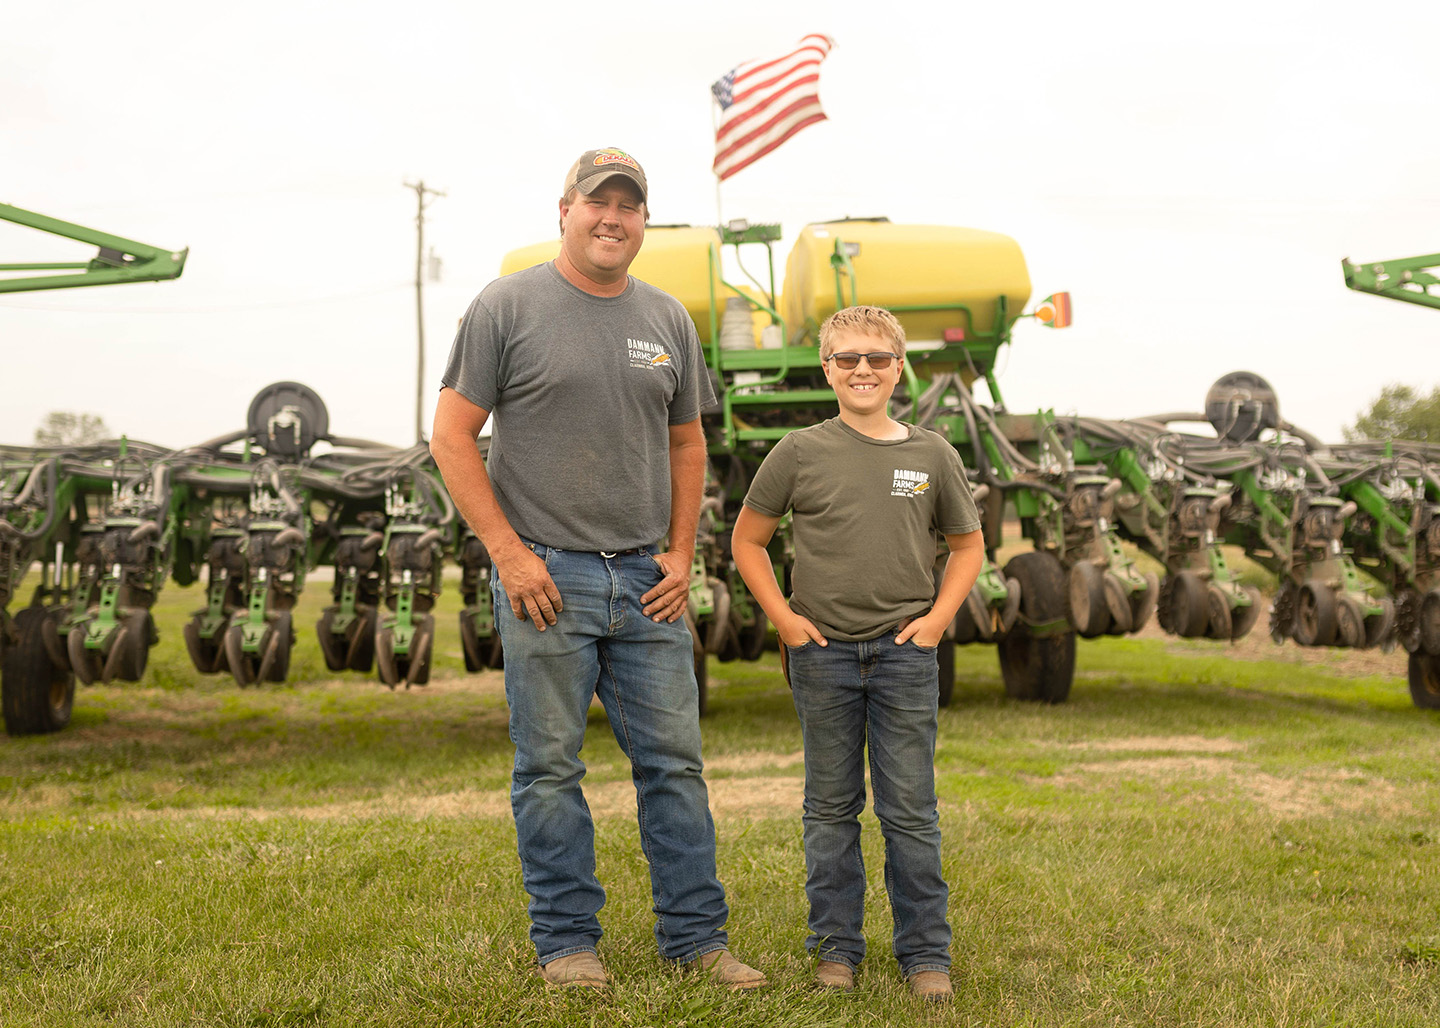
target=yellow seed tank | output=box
[780,221,1032,346]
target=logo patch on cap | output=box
[593,149,639,170]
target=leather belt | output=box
[599,547,649,558]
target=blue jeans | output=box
[785,634,951,977]
[493,541,729,965]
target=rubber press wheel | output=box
[258,612,294,684]
[1067,562,1110,638]
[736,607,770,662]
[1335,596,1366,650]
[405,613,435,686]
[67,621,106,686]
[997,551,1075,704]
[458,610,484,673]
[1167,571,1210,639]
[347,606,377,672]
[1204,585,1233,641]
[224,622,263,687]
[694,650,709,717]
[1292,583,1337,647]
[105,610,153,683]
[1229,585,1264,641]
[184,614,227,674]
[317,608,350,672]
[2,608,75,736]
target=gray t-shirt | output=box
[743,418,981,641]
[441,261,716,552]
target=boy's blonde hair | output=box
[818,305,907,361]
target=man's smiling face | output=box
[558,178,646,286]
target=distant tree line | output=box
[1345,384,1440,443]
[34,412,112,447]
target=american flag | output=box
[711,34,834,181]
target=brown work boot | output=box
[815,959,854,990]
[538,951,610,990]
[693,948,768,990]
[907,969,953,1002]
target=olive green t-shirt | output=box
[743,418,981,641]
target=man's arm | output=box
[895,529,985,647]
[429,386,563,631]
[731,506,827,647]
[640,417,705,623]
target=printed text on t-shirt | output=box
[892,469,931,498]
[628,337,673,369]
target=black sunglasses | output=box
[825,351,899,370]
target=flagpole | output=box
[710,95,723,230]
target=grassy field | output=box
[2,580,1439,1026]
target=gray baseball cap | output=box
[563,147,648,204]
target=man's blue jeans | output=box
[785,634,951,977]
[493,541,729,965]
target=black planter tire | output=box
[997,551,1075,704]
[2,608,75,736]
[1408,652,1440,710]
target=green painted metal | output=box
[0,203,188,292]
[1342,253,1440,311]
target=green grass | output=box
[3,589,1440,1026]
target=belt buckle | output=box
[600,550,617,559]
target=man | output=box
[429,148,764,992]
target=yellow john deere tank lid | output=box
[498,226,724,344]
[780,220,1031,346]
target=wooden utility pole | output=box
[404,180,446,443]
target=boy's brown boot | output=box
[907,970,953,1002]
[693,948,768,990]
[815,960,854,990]
[538,952,610,990]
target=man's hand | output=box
[497,547,564,631]
[777,612,827,648]
[641,549,692,623]
[895,612,948,648]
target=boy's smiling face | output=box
[822,331,904,420]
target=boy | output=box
[731,305,984,1001]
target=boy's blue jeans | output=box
[785,634,952,977]
[493,541,729,965]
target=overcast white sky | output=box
[3,0,1437,449]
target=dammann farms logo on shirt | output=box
[627,337,673,370]
[892,469,931,498]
